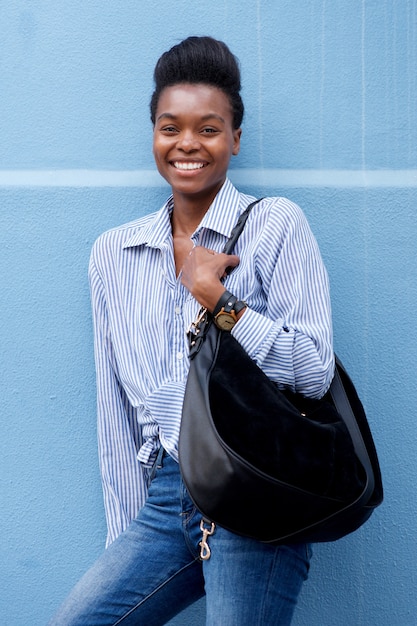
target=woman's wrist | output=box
[211,290,248,319]
[212,290,234,316]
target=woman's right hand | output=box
[181,246,240,312]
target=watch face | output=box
[215,312,236,331]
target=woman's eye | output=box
[161,126,178,133]
[201,127,218,134]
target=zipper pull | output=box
[199,518,216,560]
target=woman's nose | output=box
[177,131,200,151]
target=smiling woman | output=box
[48,36,334,626]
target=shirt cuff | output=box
[231,307,296,388]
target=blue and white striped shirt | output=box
[89,178,334,545]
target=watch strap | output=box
[212,291,237,317]
[213,292,247,319]
[233,300,247,315]
[222,294,238,314]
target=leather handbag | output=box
[179,200,383,545]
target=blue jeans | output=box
[49,452,312,625]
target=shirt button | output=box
[177,352,184,360]
[175,306,181,314]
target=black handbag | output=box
[179,200,383,545]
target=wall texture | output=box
[1,2,416,625]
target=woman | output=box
[49,36,334,625]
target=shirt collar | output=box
[193,178,243,243]
[122,197,174,250]
[122,178,243,250]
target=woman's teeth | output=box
[173,162,205,170]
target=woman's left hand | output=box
[181,247,240,312]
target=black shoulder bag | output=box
[179,199,383,545]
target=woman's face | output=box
[153,83,241,205]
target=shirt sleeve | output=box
[89,250,148,547]
[231,198,334,399]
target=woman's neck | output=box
[170,194,212,238]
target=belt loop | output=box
[156,444,165,467]
[148,445,165,483]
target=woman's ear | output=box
[232,128,242,155]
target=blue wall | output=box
[1,2,416,624]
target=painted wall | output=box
[1,2,416,624]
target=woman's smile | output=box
[170,160,207,171]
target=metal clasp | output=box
[187,307,208,340]
[199,518,216,561]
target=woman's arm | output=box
[232,199,334,399]
[89,253,148,547]
[181,198,334,399]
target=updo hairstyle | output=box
[150,36,244,130]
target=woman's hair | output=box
[150,36,244,129]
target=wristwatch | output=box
[213,291,247,331]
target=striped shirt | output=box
[89,178,334,545]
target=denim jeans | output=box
[49,452,312,626]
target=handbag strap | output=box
[222,198,264,254]
[330,357,375,504]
